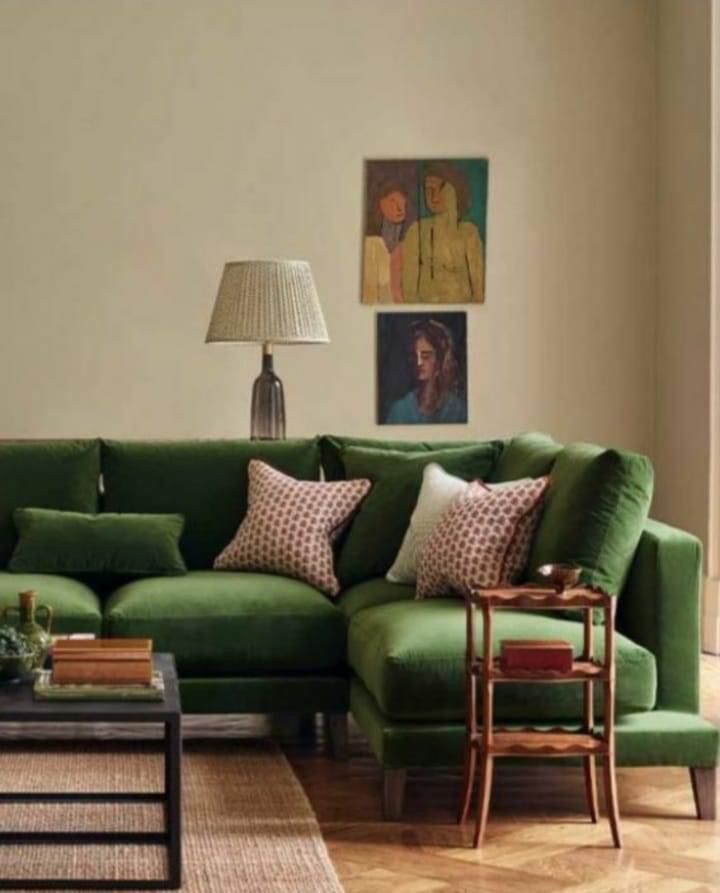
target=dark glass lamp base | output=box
[251,346,286,440]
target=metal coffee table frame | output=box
[0,653,181,890]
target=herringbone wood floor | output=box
[286,655,720,893]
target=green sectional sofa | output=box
[0,434,716,821]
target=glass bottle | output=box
[250,342,286,440]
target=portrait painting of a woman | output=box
[377,313,468,425]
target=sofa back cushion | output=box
[335,442,502,587]
[0,440,100,567]
[489,432,562,482]
[101,439,321,570]
[320,434,485,481]
[527,443,654,595]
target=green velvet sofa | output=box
[0,434,716,822]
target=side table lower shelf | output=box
[476,729,607,757]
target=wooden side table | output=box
[458,585,622,849]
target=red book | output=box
[500,639,574,673]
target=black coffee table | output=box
[0,652,181,890]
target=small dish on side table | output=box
[536,562,582,591]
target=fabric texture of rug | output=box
[0,739,344,892]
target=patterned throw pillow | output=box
[487,478,548,582]
[214,460,371,597]
[416,476,549,599]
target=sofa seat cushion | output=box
[348,593,656,721]
[104,571,345,676]
[0,573,102,634]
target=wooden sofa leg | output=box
[325,713,349,760]
[690,767,717,820]
[383,768,407,820]
[298,713,317,739]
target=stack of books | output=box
[34,638,164,701]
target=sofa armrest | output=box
[617,519,702,713]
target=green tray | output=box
[34,669,165,701]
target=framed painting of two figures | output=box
[362,158,488,305]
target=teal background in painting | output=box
[418,158,488,241]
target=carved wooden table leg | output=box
[582,610,599,822]
[603,602,622,848]
[457,743,477,825]
[473,754,494,848]
[584,756,599,823]
[472,603,494,847]
[603,754,623,848]
[458,596,478,824]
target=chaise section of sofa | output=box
[343,522,719,819]
[345,584,657,723]
[333,435,719,820]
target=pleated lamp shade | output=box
[205,259,328,440]
[205,260,329,344]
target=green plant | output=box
[0,625,34,657]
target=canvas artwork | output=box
[377,312,468,425]
[362,158,488,305]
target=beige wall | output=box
[0,0,657,450]
[654,0,712,544]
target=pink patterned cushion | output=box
[486,480,547,582]
[416,476,549,599]
[214,460,371,596]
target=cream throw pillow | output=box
[386,463,470,584]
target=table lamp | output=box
[206,260,329,440]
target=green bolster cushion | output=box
[527,443,654,596]
[0,440,100,567]
[9,508,187,576]
[335,442,502,586]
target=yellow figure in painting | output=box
[362,181,409,303]
[403,162,485,303]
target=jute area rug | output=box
[0,737,343,892]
